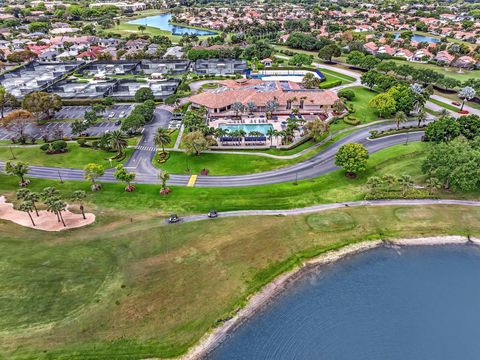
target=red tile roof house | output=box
[394,48,413,60]
[454,56,477,69]
[434,50,455,65]
[189,80,340,118]
[363,42,378,54]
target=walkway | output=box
[172,199,480,224]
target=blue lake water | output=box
[127,13,217,36]
[209,245,480,360]
[394,32,441,43]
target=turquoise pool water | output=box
[219,124,273,135]
[127,14,217,36]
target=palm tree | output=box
[107,130,128,156]
[215,127,229,139]
[16,188,40,216]
[398,175,414,196]
[71,190,87,219]
[266,128,276,146]
[416,110,427,127]
[249,131,263,137]
[153,128,171,153]
[158,171,170,193]
[394,111,408,130]
[19,201,36,226]
[382,174,398,192]
[51,199,67,227]
[246,101,257,114]
[230,102,244,117]
[41,186,60,201]
[366,176,383,195]
[426,177,441,195]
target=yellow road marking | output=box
[187,175,197,187]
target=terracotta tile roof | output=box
[190,84,339,109]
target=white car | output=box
[109,113,115,118]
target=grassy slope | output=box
[1,204,479,359]
[0,144,133,169]
[344,86,379,123]
[5,142,477,216]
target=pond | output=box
[208,245,480,359]
[127,13,217,36]
[394,32,441,43]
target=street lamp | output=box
[9,146,16,160]
[185,155,190,173]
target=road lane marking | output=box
[187,175,197,187]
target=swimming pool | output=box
[219,124,273,135]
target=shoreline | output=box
[179,235,479,360]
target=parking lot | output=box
[53,104,134,120]
[0,120,121,140]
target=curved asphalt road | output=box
[0,118,424,187]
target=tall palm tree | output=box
[71,190,87,219]
[394,111,408,130]
[398,175,414,196]
[107,130,128,156]
[153,128,171,153]
[215,127,229,139]
[426,177,441,195]
[366,176,383,195]
[51,199,67,227]
[17,188,40,217]
[382,174,398,192]
[416,110,427,127]
[266,128,276,146]
[19,201,36,226]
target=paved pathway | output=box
[170,199,480,223]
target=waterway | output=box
[209,245,480,359]
[127,13,217,36]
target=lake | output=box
[127,13,217,36]
[208,245,480,359]
[394,32,441,43]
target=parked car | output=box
[452,101,461,107]
[115,120,122,125]
[109,112,115,118]
[207,209,218,218]
[168,214,180,223]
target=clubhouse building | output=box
[189,78,339,118]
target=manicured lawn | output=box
[344,86,379,123]
[318,67,356,83]
[154,150,297,175]
[389,59,480,82]
[109,22,214,42]
[166,129,179,148]
[429,98,460,112]
[1,142,444,215]
[0,143,133,169]
[0,202,479,359]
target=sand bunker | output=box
[0,196,95,231]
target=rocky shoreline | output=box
[179,236,479,360]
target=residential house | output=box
[434,50,455,65]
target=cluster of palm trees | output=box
[16,188,87,227]
[366,174,442,197]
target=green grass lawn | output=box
[1,142,452,216]
[344,86,379,123]
[109,22,215,42]
[433,91,480,111]
[429,97,460,112]
[0,201,479,359]
[0,143,133,169]
[166,129,179,148]
[388,59,480,82]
